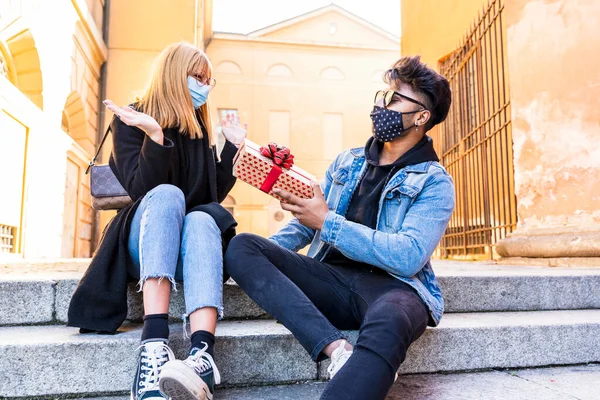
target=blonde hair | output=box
[137,42,214,144]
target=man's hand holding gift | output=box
[274,183,329,230]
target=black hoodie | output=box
[323,135,439,268]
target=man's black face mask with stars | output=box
[370,90,428,142]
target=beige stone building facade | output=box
[207,4,399,237]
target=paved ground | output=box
[72,364,600,400]
[385,364,600,400]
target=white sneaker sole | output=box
[159,360,212,400]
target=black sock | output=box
[141,313,169,342]
[191,330,215,358]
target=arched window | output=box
[62,91,91,153]
[320,67,345,81]
[216,61,242,75]
[61,110,70,133]
[266,64,293,78]
[1,26,43,108]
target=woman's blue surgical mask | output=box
[187,76,210,108]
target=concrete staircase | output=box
[1,260,600,399]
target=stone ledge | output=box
[0,320,316,397]
[46,271,600,323]
[496,231,600,258]
[54,280,270,324]
[0,279,55,325]
[4,263,600,326]
[2,310,600,397]
[498,256,600,267]
[318,309,600,378]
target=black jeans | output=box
[224,233,429,400]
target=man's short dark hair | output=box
[383,56,452,131]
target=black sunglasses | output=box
[374,90,428,110]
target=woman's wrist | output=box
[227,136,244,147]
[146,127,164,145]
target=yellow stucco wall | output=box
[504,0,600,234]
[401,0,490,67]
[400,0,491,182]
[103,0,197,107]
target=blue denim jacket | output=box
[269,143,455,326]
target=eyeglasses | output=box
[191,74,217,91]
[374,90,427,110]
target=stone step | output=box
[72,364,600,400]
[2,310,600,398]
[2,261,600,326]
[0,275,268,326]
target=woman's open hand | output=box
[222,113,247,147]
[103,99,163,144]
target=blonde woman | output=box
[68,43,246,400]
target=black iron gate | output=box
[434,0,517,259]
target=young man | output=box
[225,56,455,399]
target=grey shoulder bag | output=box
[85,126,133,210]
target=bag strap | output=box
[85,125,112,174]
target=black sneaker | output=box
[159,343,221,400]
[131,340,175,400]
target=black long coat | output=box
[68,114,238,334]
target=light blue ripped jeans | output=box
[127,184,224,320]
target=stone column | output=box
[496,0,600,265]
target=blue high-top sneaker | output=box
[131,340,175,400]
[159,343,221,400]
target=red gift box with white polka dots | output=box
[232,139,315,202]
